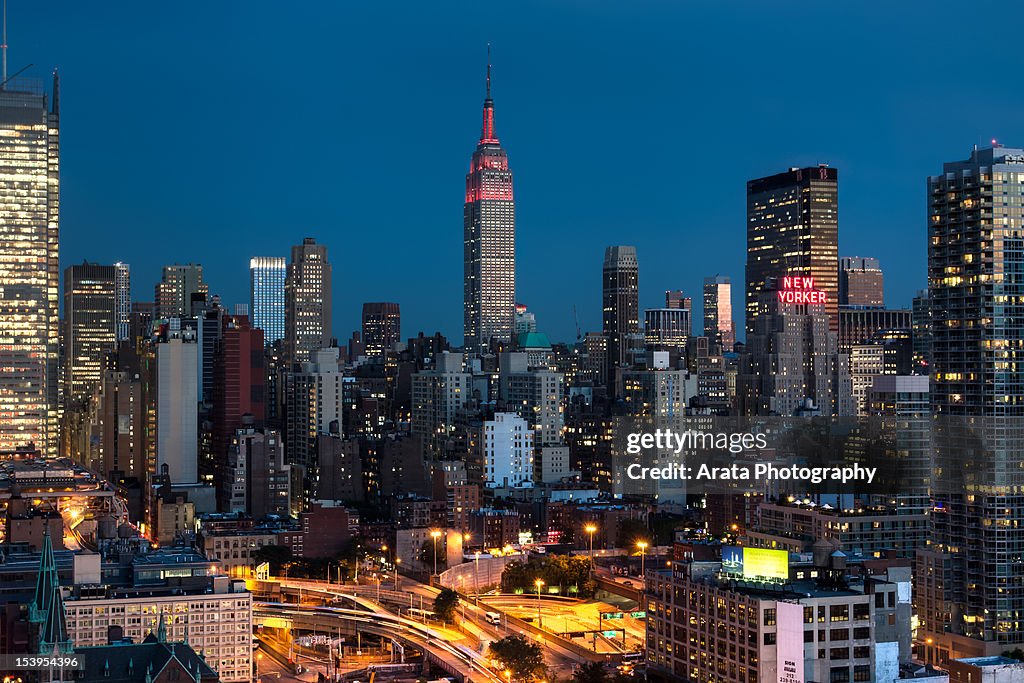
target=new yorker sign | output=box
[777,276,826,304]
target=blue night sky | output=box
[19,1,1024,344]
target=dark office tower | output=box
[285,237,332,366]
[603,246,640,384]
[917,145,1024,664]
[0,72,60,456]
[839,256,884,308]
[154,264,207,319]
[63,263,117,403]
[129,301,155,344]
[702,276,735,352]
[645,306,690,354]
[746,165,839,334]
[912,290,932,372]
[211,314,265,510]
[464,54,516,355]
[838,308,912,354]
[665,290,687,310]
[97,351,147,486]
[362,302,401,359]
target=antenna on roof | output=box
[2,0,7,85]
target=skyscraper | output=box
[155,264,207,319]
[362,302,401,358]
[63,263,117,403]
[738,276,852,416]
[602,246,640,383]
[285,238,332,366]
[464,55,515,355]
[114,262,131,342]
[839,256,884,308]
[746,165,839,334]
[702,275,735,352]
[250,256,286,347]
[917,145,1024,663]
[0,73,60,456]
[155,319,199,485]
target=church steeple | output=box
[31,526,73,656]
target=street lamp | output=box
[534,578,545,628]
[394,557,401,589]
[474,551,481,597]
[430,529,443,576]
[637,541,648,578]
[584,523,597,573]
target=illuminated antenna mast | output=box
[2,0,7,85]
[486,43,491,99]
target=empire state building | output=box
[464,55,515,355]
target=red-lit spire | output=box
[480,44,498,144]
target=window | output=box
[763,608,776,626]
[764,633,777,645]
[854,665,871,682]
[830,605,849,622]
[830,629,849,642]
[830,667,850,683]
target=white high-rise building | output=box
[250,256,286,347]
[484,412,534,489]
[114,262,131,342]
[156,320,199,484]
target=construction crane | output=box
[573,305,582,342]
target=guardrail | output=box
[472,595,618,665]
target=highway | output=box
[263,577,593,679]
[254,600,504,683]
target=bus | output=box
[484,611,502,625]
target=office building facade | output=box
[464,61,516,354]
[362,302,401,358]
[839,256,884,308]
[603,245,640,382]
[703,275,736,352]
[746,166,839,334]
[155,264,207,319]
[0,75,60,456]
[63,263,117,403]
[249,256,286,347]
[285,238,332,366]
[114,262,131,342]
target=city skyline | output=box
[17,3,1024,343]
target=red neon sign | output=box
[778,276,826,304]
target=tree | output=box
[251,545,293,574]
[617,518,651,548]
[434,588,460,623]
[488,634,546,682]
[571,662,609,683]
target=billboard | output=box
[743,548,789,581]
[776,601,805,683]
[721,546,789,581]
